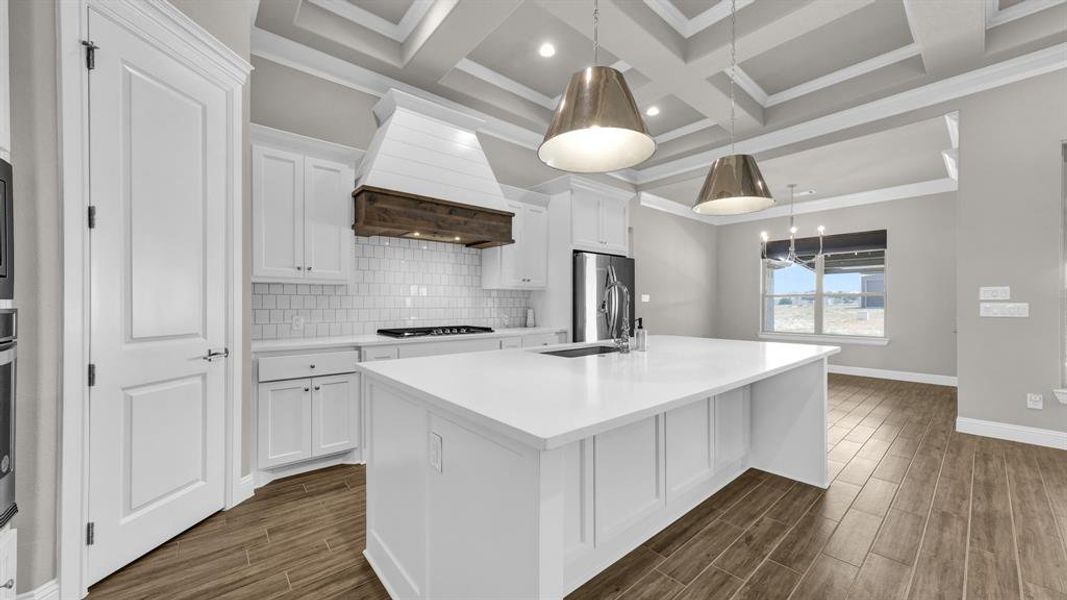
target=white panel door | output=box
[571,192,600,248]
[303,157,351,281]
[258,379,313,468]
[599,200,627,254]
[87,10,229,584]
[311,373,360,457]
[252,144,304,279]
[522,205,548,287]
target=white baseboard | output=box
[17,579,59,600]
[252,449,364,489]
[828,364,958,387]
[956,416,1067,450]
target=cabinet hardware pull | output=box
[309,364,316,369]
[314,386,321,391]
[296,266,302,270]
[306,266,313,271]
[304,387,309,392]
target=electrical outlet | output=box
[1026,393,1044,410]
[640,294,651,303]
[429,432,443,472]
[292,314,305,331]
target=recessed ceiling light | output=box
[538,42,556,58]
[645,106,660,117]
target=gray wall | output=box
[714,194,958,377]
[954,71,1067,432]
[11,0,60,590]
[631,205,718,337]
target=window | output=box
[761,231,886,339]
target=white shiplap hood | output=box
[355,89,510,213]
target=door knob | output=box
[201,348,229,362]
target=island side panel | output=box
[747,358,829,488]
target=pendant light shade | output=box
[691,154,774,215]
[538,66,655,173]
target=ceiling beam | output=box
[401,0,522,83]
[903,0,986,75]
[535,0,764,130]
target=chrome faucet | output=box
[604,276,632,354]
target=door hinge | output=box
[81,40,99,70]
[87,205,96,229]
[88,363,96,387]
[86,522,95,546]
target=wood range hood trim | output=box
[352,186,514,249]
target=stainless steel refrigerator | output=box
[573,251,636,343]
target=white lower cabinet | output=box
[258,372,360,469]
[0,527,14,600]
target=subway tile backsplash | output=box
[251,236,531,339]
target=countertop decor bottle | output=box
[635,317,647,352]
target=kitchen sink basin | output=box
[541,345,619,358]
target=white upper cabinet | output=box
[0,0,10,162]
[251,125,361,283]
[482,187,550,290]
[570,183,630,256]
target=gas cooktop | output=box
[376,326,494,339]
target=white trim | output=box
[58,2,251,596]
[250,123,364,166]
[643,0,755,38]
[944,111,960,148]
[941,149,959,181]
[956,416,1067,450]
[987,0,1066,28]
[638,191,715,225]
[714,178,958,224]
[764,44,922,107]
[253,450,363,488]
[830,364,958,387]
[761,333,890,347]
[636,43,1067,184]
[654,118,717,144]
[304,0,433,43]
[454,59,557,110]
[16,579,60,600]
[727,67,768,107]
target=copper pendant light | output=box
[538,0,655,173]
[692,0,773,216]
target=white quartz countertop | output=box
[358,335,840,449]
[251,327,568,353]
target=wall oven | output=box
[0,310,15,527]
[0,158,10,300]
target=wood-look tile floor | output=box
[88,375,1067,600]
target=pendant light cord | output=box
[729,0,737,154]
[593,0,599,66]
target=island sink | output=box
[540,345,618,358]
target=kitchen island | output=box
[357,335,839,599]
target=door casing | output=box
[57,1,251,597]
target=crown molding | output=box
[643,0,755,38]
[639,192,716,225]
[636,42,1067,184]
[727,67,769,107]
[304,0,434,43]
[987,0,1066,28]
[250,123,365,165]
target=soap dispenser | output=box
[635,318,647,352]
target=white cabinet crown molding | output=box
[499,184,551,208]
[250,124,364,167]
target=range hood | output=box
[353,90,514,248]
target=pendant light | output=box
[692,0,773,215]
[760,184,825,269]
[538,0,655,173]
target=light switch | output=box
[429,432,443,472]
[979,286,1011,301]
[979,302,1029,318]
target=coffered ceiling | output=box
[253,0,1066,213]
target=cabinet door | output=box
[599,199,628,254]
[571,192,601,248]
[497,201,526,287]
[304,157,352,282]
[258,379,312,468]
[0,527,14,600]
[522,205,549,287]
[311,373,360,457]
[252,145,304,279]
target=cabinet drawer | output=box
[522,333,563,347]
[361,346,399,362]
[499,337,522,349]
[258,351,359,382]
[398,338,500,358]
